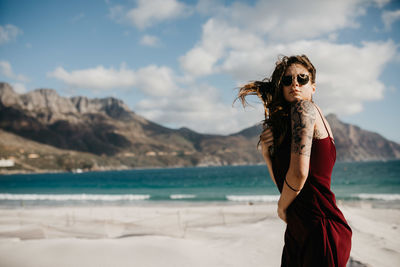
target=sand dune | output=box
[0,202,398,267]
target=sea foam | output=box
[170,194,196,199]
[352,193,400,201]
[0,193,150,201]
[226,195,279,202]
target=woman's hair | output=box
[236,54,316,156]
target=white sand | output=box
[0,202,398,267]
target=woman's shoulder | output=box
[290,99,318,119]
[311,103,335,140]
[288,100,334,140]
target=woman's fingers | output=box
[260,133,272,142]
[260,129,273,139]
[261,128,272,136]
[260,129,272,139]
[260,130,273,143]
[261,140,273,147]
[260,128,274,152]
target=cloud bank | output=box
[54,0,398,134]
[109,0,190,29]
[0,60,29,82]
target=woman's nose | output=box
[292,76,299,87]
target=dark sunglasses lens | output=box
[282,76,292,86]
[297,74,309,85]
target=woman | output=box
[237,55,352,266]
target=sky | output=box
[0,0,400,143]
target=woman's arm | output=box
[260,128,277,186]
[277,100,316,222]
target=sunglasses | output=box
[281,74,310,86]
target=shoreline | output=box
[0,202,398,267]
[1,159,399,175]
[1,196,400,211]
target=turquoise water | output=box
[0,160,399,206]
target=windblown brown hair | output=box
[236,54,316,157]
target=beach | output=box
[0,202,398,267]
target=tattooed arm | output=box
[277,100,316,223]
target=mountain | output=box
[230,114,400,162]
[0,82,261,173]
[326,114,400,161]
[0,82,399,173]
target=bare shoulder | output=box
[312,103,335,140]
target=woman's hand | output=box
[277,206,287,223]
[260,126,278,187]
[259,127,274,158]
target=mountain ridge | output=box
[0,82,399,173]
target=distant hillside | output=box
[0,82,399,173]
[235,114,400,162]
[0,82,261,173]
[326,114,400,161]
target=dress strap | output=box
[312,102,331,139]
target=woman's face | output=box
[282,63,315,103]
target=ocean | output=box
[0,160,399,207]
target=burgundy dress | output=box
[272,109,352,267]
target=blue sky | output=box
[1,0,400,143]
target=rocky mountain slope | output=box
[237,114,400,162]
[0,82,261,172]
[0,82,399,173]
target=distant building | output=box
[0,159,15,167]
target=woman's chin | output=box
[286,96,302,103]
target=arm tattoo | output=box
[291,100,316,157]
[313,128,325,139]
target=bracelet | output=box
[284,178,301,192]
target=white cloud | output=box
[195,0,373,41]
[179,46,218,77]
[0,61,15,78]
[303,40,397,115]
[47,64,136,90]
[135,65,178,96]
[177,0,398,134]
[140,35,160,47]
[110,0,191,29]
[181,0,381,77]
[382,9,400,30]
[218,39,397,116]
[0,24,23,45]
[49,0,398,135]
[0,60,29,82]
[47,63,178,96]
[135,82,264,134]
[47,61,258,134]
[180,18,264,77]
[12,83,27,94]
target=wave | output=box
[352,193,400,201]
[0,193,150,201]
[170,194,196,199]
[4,193,397,202]
[226,195,279,202]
